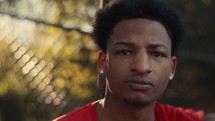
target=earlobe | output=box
[169,74,174,80]
[100,69,104,74]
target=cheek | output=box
[105,59,128,77]
[106,64,123,82]
[157,78,169,95]
[105,60,128,88]
[153,62,171,94]
[157,76,169,88]
[153,74,169,99]
[154,60,172,78]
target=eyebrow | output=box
[113,41,134,47]
[113,41,169,50]
[148,44,168,50]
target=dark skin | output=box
[96,18,215,121]
[97,19,176,121]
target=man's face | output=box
[99,19,177,105]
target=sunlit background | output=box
[0,0,214,121]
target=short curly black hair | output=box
[93,0,185,56]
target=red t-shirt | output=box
[53,101,204,121]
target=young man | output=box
[54,0,215,121]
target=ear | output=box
[97,51,106,74]
[169,56,177,80]
[97,51,106,98]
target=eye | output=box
[117,50,132,56]
[151,51,166,58]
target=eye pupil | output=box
[152,52,165,58]
[120,50,130,55]
[154,52,160,57]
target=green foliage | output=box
[0,0,99,121]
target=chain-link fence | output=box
[0,0,99,121]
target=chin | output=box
[123,96,156,107]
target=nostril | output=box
[130,62,152,75]
[148,68,153,73]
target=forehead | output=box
[107,19,171,47]
[113,19,168,37]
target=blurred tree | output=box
[0,0,99,121]
[161,0,215,113]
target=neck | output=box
[97,94,156,121]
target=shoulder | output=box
[53,101,99,121]
[155,102,204,121]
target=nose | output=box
[130,52,152,75]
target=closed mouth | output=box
[126,77,153,85]
[126,77,153,91]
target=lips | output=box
[126,77,153,91]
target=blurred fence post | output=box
[100,0,120,8]
[100,0,111,8]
